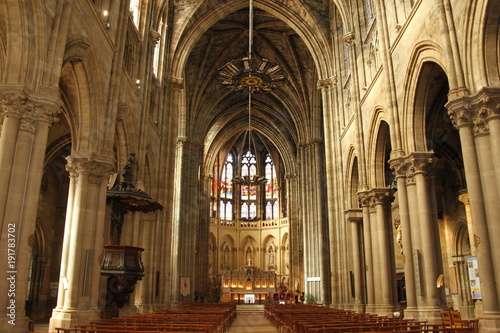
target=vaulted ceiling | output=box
[175,1,332,167]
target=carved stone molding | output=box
[165,75,184,89]
[0,93,61,132]
[65,153,115,183]
[317,76,337,91]
[343,32,356,46]
[298,138,323,149]
[406,152,437,177]
[390,152,437,186]
[370,188,395,208]
[446,87,500,137]
[148,29,161,45]
[357,190,374,208]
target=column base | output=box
[343,303,366,313]
[478,311,500,333]
[401,306,419,320]
[370,304,399,317]
[120,304,139,316]
[49,307,101,331]
[413,306,443,324]
[0,315,31,333]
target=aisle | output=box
[227,304,278,333]
[227,313,278,332]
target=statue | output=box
[268,246,275,264]
[122,153,137,188]
[394,218,405,262]
[246,248,252,266]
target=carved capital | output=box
[65,153,115,182]
[457,189,469,205]
[446,87,500,136]
[149,29,161,44]
[0,93,28,117]
[370,188,395,207]
[1,93,61,128]
[357,190,373,208]
[317,76,337,90]
[166,75,184,89]
[389,156,408,179]
[406,152,437,176]
[343,32,355,46]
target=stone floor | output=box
[227,313,277,332]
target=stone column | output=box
[298,139,329,304]
[345,209,364,311]
[0,93,60,332]
[358,191,375,312]
[458,191,476,257]
[370,188,397,316]
[389,157,418,318]
[169,137,202,305]
[446,88,500,331]
[49,153,114,330]
[406,153,443,321]
[285,173,302,301]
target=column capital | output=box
[317,76,337,91]
[344,208,363,223]
[298,138,323,149]
[357,190,374,208]
[445,87,500,136]
[165,75,184,89]
[1,92,61,135]
[369,188,395,207]
[148,29,161,45]
[406,152,437,176]
[457,189,469,205]
[343,32,355,46]
[65,152,115,181]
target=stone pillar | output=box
[406,153,443,321]
[389,157,418,318]
[285,173,302,301]
[298,139,329,304]
[446,88,500,331]
[49,153,114,330]
[458,191,476,257]
[358,191,375,312]
[370,188,397,316]
[169,137,202,305]
[345,209,364,312]
[0,93,60,332]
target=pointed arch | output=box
[402,42,450,152]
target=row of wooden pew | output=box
[264,303,478,333]
[50,303,236,333]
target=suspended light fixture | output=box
[219,0,283,186]
[217,0,285,93]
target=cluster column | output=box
[390,153,443,321]
[298,139,329,304]
[358,189,397,316]
[446,88,500,331]
[49,153,115,330]
[0,93,60,332]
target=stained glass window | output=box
[129,0,141,28]
[264,154,278,220]
[221,153,233,199]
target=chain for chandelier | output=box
[219,0,283,186]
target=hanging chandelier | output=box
[218,0,285,186]
[217,0,285,93]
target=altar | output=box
[221,266,276,304]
